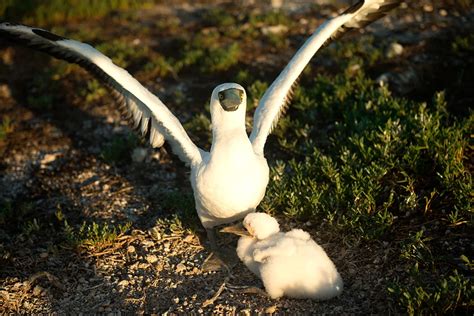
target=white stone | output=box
[131,147,148,163]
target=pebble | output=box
[423,4,433,12]
[261,25,288,35]
[0,84,12,98]
[175,263,187,273]
[32,285,43,296]
[118,280,129,287]
[146,254,158,264]
[40,153,61,168]
[265,305,278,314]
[385,42,403,59]
[127,245,136,253]
[132,147,148,163]
[138,263,149,269]
[142,239,154,247]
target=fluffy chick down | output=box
[235,213,343,300]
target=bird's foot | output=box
[226,284,269,297]
[202,252,228,272]
[202,245,239,272]
[201,228,239,272]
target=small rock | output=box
[439,9,448,16]
[270,0,283,9]
[146,254,158,264]
[265,305,278,314]
[13,282,23,290]
[385,42,403,59]
[0,84,12,98]
[127,245,136,253]
[348,63,361,74]
[142,239,155,248]
[173,297,179,304]
[261,24,288,36]
[40,153,61,168]
[39,252,48,259]
[175,263,187,273]
[423,4,433,12]
[138,263,149,269]
[132,147,148,163]
[118,280,129,287]
[32,285,43,296]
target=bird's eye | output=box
[219,93,224,100]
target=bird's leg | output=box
[202,227,227,272]
[207,227,218,252]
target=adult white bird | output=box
[222,212,343,299]
[0,0,401,248]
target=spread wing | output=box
[0,22,204,166]
[249,0,402,155]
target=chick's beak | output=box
[220,222,251,237]
[218,88,243,112]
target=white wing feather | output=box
[0,22,204,166]
[249,0,401,155]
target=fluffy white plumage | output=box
[0,0,401,237]
[235,213,343,300]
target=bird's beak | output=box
[220,222,251,237]
[218,88,243,112]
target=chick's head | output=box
[243,212,280,240]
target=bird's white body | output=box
[236,213,343,300]
[191,91,269,227]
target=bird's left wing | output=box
[0,22,204,166]
[249,0,401,155]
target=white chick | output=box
[224,212,343,300]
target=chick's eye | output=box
[219,94,224,100]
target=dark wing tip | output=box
[32,28,65,41]
[343,0,365,15]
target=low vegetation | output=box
[1,0,152,26]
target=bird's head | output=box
[221,212,280,240]
[210,83,247,129]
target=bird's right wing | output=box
[249,0,402,155]
[0,22,204,166]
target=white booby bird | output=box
[222,212,343,299]
[0,0,401,247]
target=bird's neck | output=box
[210,125,251,154]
